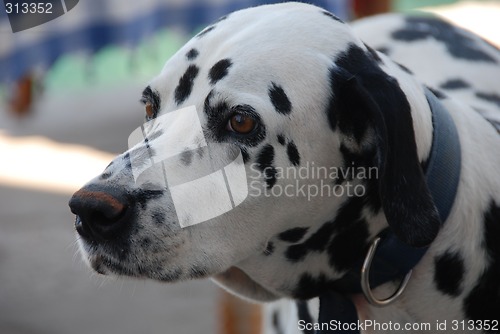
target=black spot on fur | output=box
[392,17,497,63]
[286,141,301,166]
[277,134,286,146]
[240,147,250,163]
[209,58,232,85]
[464,201,500,321]
[338,141,377,184]
[293,273,334,300]
[264,242,275,256]
[186,48,199,60]
[338,142,382,214]
[486,119,500,134]
[180,149,193,166]
[126,145,153,171]
[159,268,183,282]
[269,82,292,115]
[214,15,228,23]
[134,189,164,210]
[131,225,141,235]
[196,25,215,38]
[194,14,227,39]
[285,245,308,263]
[329,69,371,143]
[145,130,163,142]
[427,86,446,99]
[327,220,369,272]
[434,251,464,296]
[294,273,321,299]
[364,43,382,63]
[98,237,131,261]
[204,88,215,105]
[151,209,166,226]
[286,221,335,262]
[476,92,500,107]
[123,152,132,169]
[322,10,343,23]
[278,227,309,243]
[190,266,207,279]
[256,144,277,188]
[376,46,391,55]
[100,256,134,275]
[396,62,413,74]
[140,237,151,248]
[330,44,393,140]
[174,64,199,105]
[143,135,152,151]
[440,78,470,90]
[194,146,204,159]
[327,196,370,271]
[204,94,229,127]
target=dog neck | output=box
[221,59,442,301]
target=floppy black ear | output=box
[330,46,440,247]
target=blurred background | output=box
[0,0,499,333]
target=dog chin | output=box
[79,248,195,283]
[83,252,129,276]
[87,254,114,275]
[77,241,132,277]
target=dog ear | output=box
[330,56,440,247]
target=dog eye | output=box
[145,102,155,119]
[227,113,256,134]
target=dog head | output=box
[69,2,439,301]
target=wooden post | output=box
[219,290,262,334]
[353,0,392,18]
[8,73,33,117]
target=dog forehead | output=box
[193,3,353,61]
[152,3,357,108]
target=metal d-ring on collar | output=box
[360,237,413,307]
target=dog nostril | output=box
[69,187,129,241]
[74,215,92,240]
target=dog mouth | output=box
[88,253,132,276]
[78,235,134,275]
[78,232,193,282]
[85,253,195,283]
[82,248,175,281]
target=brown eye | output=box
[228,114,256,134]
[145,102,154,118]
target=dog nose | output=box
[69,185,129,241]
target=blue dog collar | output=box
[312,88,462,333]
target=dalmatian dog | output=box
[69,2,500,333]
